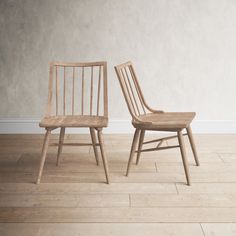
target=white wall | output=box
[1,0,236,133]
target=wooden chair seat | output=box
[40,115,108,128]
[133,112,195,131]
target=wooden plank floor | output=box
[1,134,236,235]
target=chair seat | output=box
[39,115,108,128]
[132,112,195,131]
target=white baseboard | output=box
[0,118,236,134]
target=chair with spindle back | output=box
[36,61,109,184]
[114,61,200,185]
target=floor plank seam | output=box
[2,221,236,223]
[4,206,236,209]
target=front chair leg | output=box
[186,126,200,166]
[36,129,51,184]
[126,129,141,176]
[56,127,65,166]
[90,128,99,165]
[136,130,145,165]
[97,129,110,184]
[177,131,191,186]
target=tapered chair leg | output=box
[126,129,141,176]
[90,128,99,165]
[177,131,191,186]
[56,127,65,166]
[97,129,110,184]
[186,126,200,166]
[36,129,51,184]
[136,130,145,165]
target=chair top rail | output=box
[51,61,107,67]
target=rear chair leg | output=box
[90,128,99,165]
[56,127,65,166]
[126,129,141,176]
[177,131,191,186]
[97,129,110,184]
[36,129,51,184]
[186,126,200,166]
[136,130,145,165]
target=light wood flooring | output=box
[1,133,236,235]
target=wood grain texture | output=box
[1,134,236,235]
[1,207,236,223]
[131,194,236,207]
[0,183,177,194]
[0,194,129,207]
[177,183,236,194]
[0,223,204,236]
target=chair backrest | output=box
[46,61,108,117]
[115,61,155,121]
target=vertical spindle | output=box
[103,63,108,117]
[90,66,93,115]
[81,67,84,115]
[121,68,137,115]
[124,67,140,115]
[72,67,75,115]
[129,65,146,114]
[97,66,101,116]
[63,66,66,115]
[55,66,58,115]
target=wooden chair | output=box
[36,61,109,184]
[114,61,200,185]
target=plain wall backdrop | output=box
[1,0,236,132]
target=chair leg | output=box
[90,128,99,165]
[36,129,51,184]
[136,130,145,165]
[177,131,191,186]
[97,129,110,184]
[56,127,65,166]
[126,128,141,176]
[186,126,200,166]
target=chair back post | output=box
[45,62,54,117]
[103,61,108,118]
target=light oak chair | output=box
[114,61,200,185]
[36,61,109,184]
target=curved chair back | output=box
[115,61,156,122]
[46,61,108,117]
